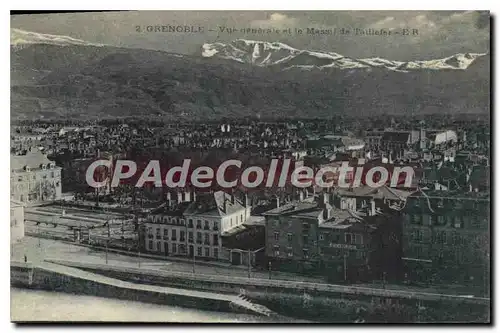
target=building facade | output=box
[142,190,251,261]
[263,192,401,281]
[10,149,62,204]
[10,200,25,244]
[401,190,490,289]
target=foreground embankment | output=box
[10,261,277,318]
[40,259,490,323]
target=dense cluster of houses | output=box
[10,117,490,289]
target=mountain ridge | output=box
[202,39,488,73]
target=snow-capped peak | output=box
[201,39,487,72]
[11,28,104,47]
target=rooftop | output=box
[183,191,246,217]
[10,149,55,171]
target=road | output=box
[11,236,325,283]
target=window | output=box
[172,218,177,225]
[302,235,308,244]
[437,215,445,225]
[205,247,210,257]
[356,251,365,260]
[354,234,363,245]
[148,240,153,249]
[50,171,54,178]
[287,233,293,242]
[412,215,421,224]
[179,244,185,254]
[204,221,210,230]
[197,247,202,256]
[180,219,185,226]
[241,214,243,223]
[214,248,219,258]
[230,218,233,227]
[213,234,219,245]
[213,221,219,231]
[163,229,169,240]
[436,231,446,244]
[303,249,309,259]
[273,245,280,256]
[197,232,202,244]
[171,229,177,241]
[414,246,422,258]
[319,234,324,241]
[345,233,353,244]
[172,243,177,253]
[180,230,185,242]
[204,233,210,245]
[156,242,162,252]
[332,233,340,243]
[188,219,193,228]
[287,247,293,257]
[156,228,161,239]
[415,230,424,243]
[454,216,463,228]
[188,232,194,243]
[164,242,168,253]
[274,231,279,241]
[197,220,202,229]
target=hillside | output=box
[10,31,490,120]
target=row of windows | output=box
[148,228,219,245]
[410,247,472,264]
[16,171,59,182]
[274,231,363,245]
[148,217,222,231]
[408,214,486,228]
[147,241,219,258]
[321,248,367,260]
[273,245,309,258]
[409,230,469,246]
[410,198,484,210]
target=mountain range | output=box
[10,29,490,120]
[201,39,487,73]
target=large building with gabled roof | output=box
[10,148,62,204]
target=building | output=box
[10,148,62,204]
[380,130,420,158]
[10,200,25,244]
[363,128,385,151]
[401,189,490,289]
[263,190,404,281]
[142,190,251,261]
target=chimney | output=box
[323,192,330,206]
[370,199,376,216]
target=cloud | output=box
[368,14,437,32]
[251,13,298,28]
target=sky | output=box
[11,11,490,60]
